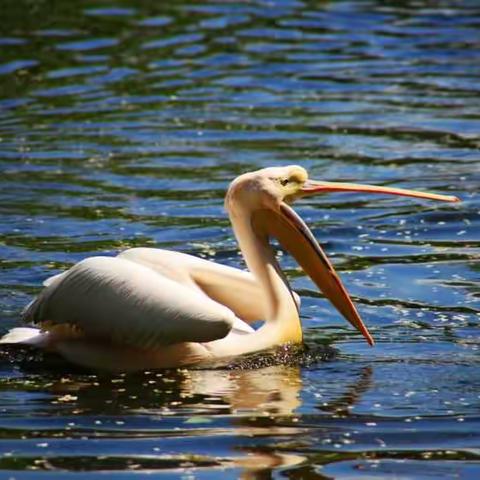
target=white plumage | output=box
[24,255,235,349]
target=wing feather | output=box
[24,256,234,349]
[119,248,271,323]
[43,272,66,287]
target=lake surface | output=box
[0,0,479,478]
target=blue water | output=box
[0,0,479,478]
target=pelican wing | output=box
[24,256,235,349]
[118,247,294,324]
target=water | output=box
[0,0,479,477]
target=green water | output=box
[0,0,479,478]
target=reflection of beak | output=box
[256,181,459,347]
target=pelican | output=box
[0,166,459,371]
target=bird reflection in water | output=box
[0,357,374,478]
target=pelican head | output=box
[226,165,459,346]
[225,165,309,212]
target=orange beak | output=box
[266,180,459,346]
[300,180,460,203]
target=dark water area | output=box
[0,0,479,478]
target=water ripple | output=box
[0,0,479,477]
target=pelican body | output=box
[1,166,459,371]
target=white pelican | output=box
[0,166,459,371]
